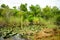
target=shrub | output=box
[55,16,60,25]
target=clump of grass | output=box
[9,16,21,27]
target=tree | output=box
[1,4,9,8]
[20,3,27,11]
[42,6,52,19]
[52,6,60,15]
[29,5,41,16]
[1,4,6,8]
[55,16,60,25]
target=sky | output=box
[0,0,60,8]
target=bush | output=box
[55,16,60,25]
[0,17,7,27]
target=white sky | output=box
[0,0,60,8]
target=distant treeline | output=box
[0,3,60,28]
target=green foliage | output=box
[1,4,6,8]
[55,16,60,25]
[0,8,3,16]
[52,6,59,15]
[29,5,41,16]
[32,17,40,24]
[0,4,60,38]
[0,17,6,27]
[1,4,9,8]
[42,6,53,19]
[20,3,27,11]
